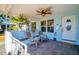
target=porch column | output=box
[46,19,47,34]
[29,21,31,31]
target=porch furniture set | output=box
[5,30,48,55]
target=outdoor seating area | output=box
[0,4,79,55]
[5,30,48,55]
[4,30,79,55]
[10,30,47,46]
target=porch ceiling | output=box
[0,4,79,19]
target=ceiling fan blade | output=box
[36,10,42,13]
[39,8,43,10]
[48,13,52,14]
[46,7,52,12]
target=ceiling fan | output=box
[36,6,53,17]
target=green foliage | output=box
[0,12,10,19]
[0,13,6,18]
[11,25,20,30]
[11,17,20,23]
[7,25,20,30]
[11,14,29,24]
[0,20,3,24]
[0,13,6,25]
[0,12,10,25]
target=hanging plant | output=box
[18,14,29,25]
[11,16,20,23]
[11,14,29,25]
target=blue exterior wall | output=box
[76,13,79,45]
[54,10,79,45]
[34,5,79,45]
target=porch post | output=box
[29,21,31,31]
[46,19,47,34]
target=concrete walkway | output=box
[0,43,5,55]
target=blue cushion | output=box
[11,30,27,40]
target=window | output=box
[41,20,46,32]
[47,19,54,32]
[41,19,54,33]
[41,27,46,32]
[66,19,72,31]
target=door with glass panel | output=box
[62,16,76,42]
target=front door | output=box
[62,16,76,42]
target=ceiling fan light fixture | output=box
[36,6,53,17]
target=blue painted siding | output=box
[54,11,79,45]
[76,14,79,45]
[35,5,79,45]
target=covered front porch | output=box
[0,4,79,55]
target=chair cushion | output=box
[11,30,27,40]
